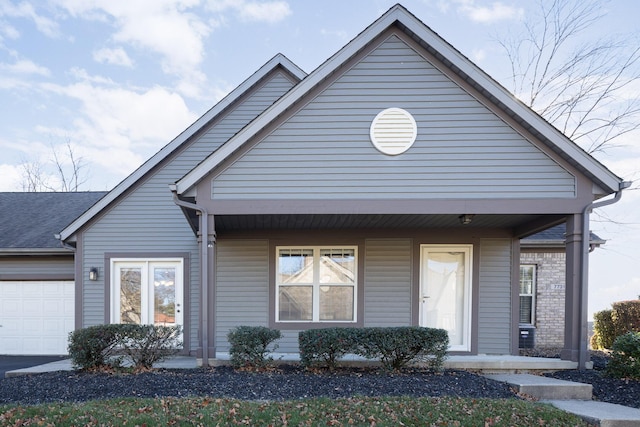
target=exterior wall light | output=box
[459,214,474,225]
[89,267,99,281]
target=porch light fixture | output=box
[89,267,99,281]
[458,214,474,225]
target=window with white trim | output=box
[519,264,536,325]
[276,247,357,322]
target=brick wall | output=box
[520,249,565,348]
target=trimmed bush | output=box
[606,331,640,379]
[299,328,358,369]
[612,300,640,334]
[357,326,449,371]
[593,300,640,349]
[592,309,616,350]
[68,324,126,370]
[298,326,449,371]
[68,324,182,371]
[118,324,182,369]
[227,326,281,368]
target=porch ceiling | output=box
[214,213,556,232]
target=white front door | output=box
[111,260,183,327]
[420,245,472,352]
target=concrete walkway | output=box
[4,356,197,377]
[486,373,640,426]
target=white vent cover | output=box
[369,107,417,155]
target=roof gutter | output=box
[579,180,632,369]
[170,184,212,367]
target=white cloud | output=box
[206,0,291,23]
[320,28,348,40]
[0,1,60,37]
[0,58,50,76]
[39,76,197,179]
[0,19,20,39]
[471,48,486,64]
[55,0,211,97]
[0,163,22,191]
[238,1,291,23]
[454,1,524,24]
[93,47,134,67]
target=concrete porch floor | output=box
[444,355,582,373]
[207,353,583,373]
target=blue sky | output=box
[1,0,639,318]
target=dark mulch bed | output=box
[0,366,517,406]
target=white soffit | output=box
[370,108,417,155]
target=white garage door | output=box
[0,281,74,355]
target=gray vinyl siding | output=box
[215,240,270,352]
[79,71,295,352]
[364,239,412,326]
[213,35,575,200]
[477,238,512,354]
[0,256,74,279]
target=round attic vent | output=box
[369,107,417,155]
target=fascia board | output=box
[59,54,306,242]
[174,9,404,194]
[0,248,71,255]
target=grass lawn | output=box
[0,396,592,426]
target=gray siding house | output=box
[56,5,626,368]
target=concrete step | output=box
[484,373,592,400]
[545,400,640,427]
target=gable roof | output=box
[0,192,107,253]
[175,4,623,196]
[58,54,306,242]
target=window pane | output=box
[520,266,534,294]
[319,286,354,321]
[279,286,312,321]
[278,249,314,284]
[319,249,355,284]
[154,267,176,326]
[120,268,141,324]
[520,295,533,324]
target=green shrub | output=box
[227,326,281,368]
[356,326,449,371]
[612,300,640,334]
[68,324,126,370]
[606,331,640,379]
[592,309,616,349]
[298,328,359,369]
[593,300,640,349]
[118,324,182,369]
[68,324,182,371]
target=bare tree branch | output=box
[498,0,640,155]
[19,140,88,192]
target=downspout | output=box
[170,185,213,367]
[579,180,632,369]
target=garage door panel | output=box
[0,281,74,355]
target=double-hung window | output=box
[519,264,536,325]
[276,247,357,323]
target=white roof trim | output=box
[59,54,306,241]
[175,4,622,195]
